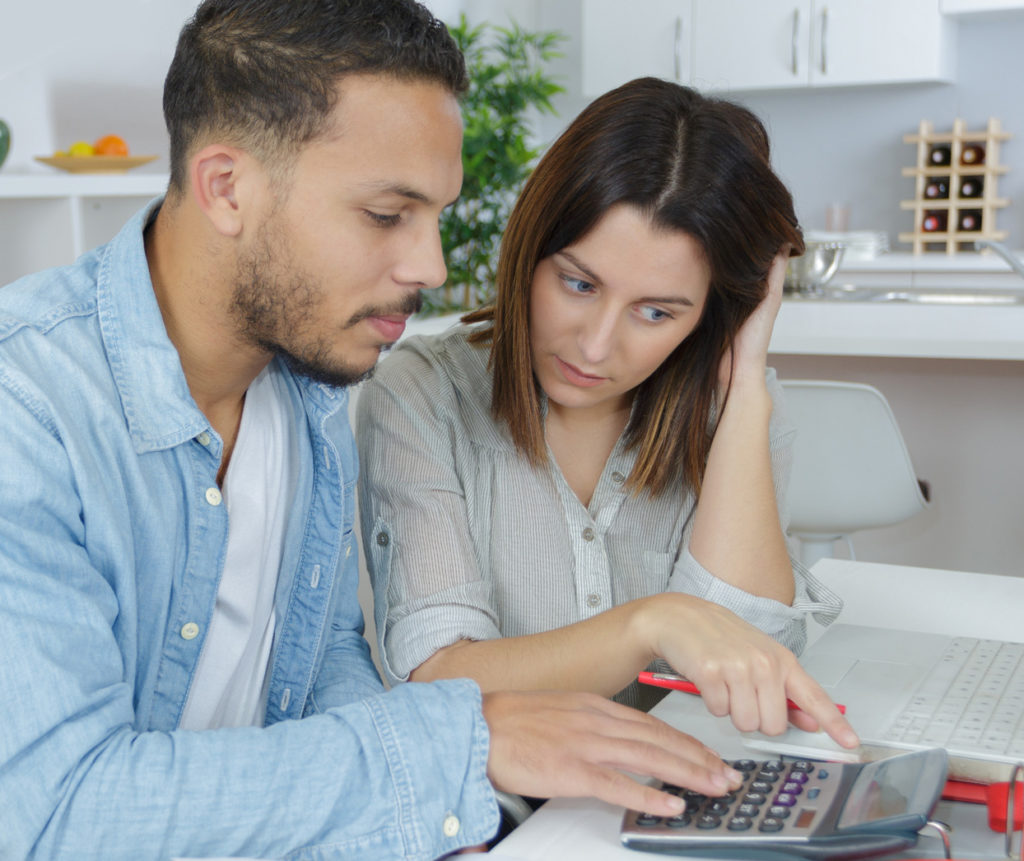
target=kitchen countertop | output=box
[771,250,1024,360]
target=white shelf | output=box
[0,172,168,199]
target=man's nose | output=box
[394,220,448,290]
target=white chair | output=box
[780,380,930,567]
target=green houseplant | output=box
[423,15,565,316]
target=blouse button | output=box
[586,593,602,608]
[582,527,595,542]
[196,431,212,447]
[611,470,626,483]
[377,531,390,547]
[205,487,223,506]
[180,622,200,640]
[442,813,461,837]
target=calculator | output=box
[620,748,947,859]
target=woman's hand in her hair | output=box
[719,249,789,390]
[639,593,859,749]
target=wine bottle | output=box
[928,144,952,166]
[924,177,949,199]
[957,209,983,232]
[922,210,948,232]
[959,176,984,199]
[960,143,986,166]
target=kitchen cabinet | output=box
[941,0,1024,12]
[580,0,955,96]
[0,172,167,286]
[581,0,693,96]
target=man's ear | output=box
[189,145,256,238]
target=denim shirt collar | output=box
[96,197,212,454]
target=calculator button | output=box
[697,813,722,829]
[737,803,760,817]
[755,770,779,783]
[807,788,821,800]
[790,760,815,773]
[817,769,830,780]
[708,801,732,815]
[710,792,737,804]
[774,793,798,806]
[666,813,693,828]
[683,791,707,804]
[728,816,754,831]
[785,771,809,784]
[636,814,661,826]
[759,817,786,833]
[762,760,786,772]
[733,759,758,772]
[750,780,773,793]
[742,792,768,805]
[768,806,792,819]
[781,782,804,795]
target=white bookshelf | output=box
[0,172,168,285]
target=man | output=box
[0,1,799,858]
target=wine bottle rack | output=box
[898,118,1011,255]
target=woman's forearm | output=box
[688,373,795,605]
[409,597,661,694]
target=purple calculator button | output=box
[781,782,803,795]
[786,771,809,784]
[774,793,798,807]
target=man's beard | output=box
[229,224,422,388]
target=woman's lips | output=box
[555,356,607,387]
[366,315,409,342]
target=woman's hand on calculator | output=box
[645,595,860,749]
[483,690,746,817]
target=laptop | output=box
[741,623,1024,783]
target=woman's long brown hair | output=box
[465,77,804,497]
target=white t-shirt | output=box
[179,364,297,730]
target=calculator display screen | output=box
[835,756,921,829]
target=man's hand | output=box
[482,690,745,817]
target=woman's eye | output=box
[638,305,671,322]
[560,274,594,294]
[365,211,402,228]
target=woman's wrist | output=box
[627,593,703,666]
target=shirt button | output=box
[442,814,460,837]
[180,622,200,640]
[196,431,212,447]
[586,593,601,608]
[582,527,595,542]
[611,470,625,483]
[205,487,222,506]
[376,531,390,547]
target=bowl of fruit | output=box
[35,134,157,173]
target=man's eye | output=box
[365,211,401,228]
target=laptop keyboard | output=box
[882,637,1024,758]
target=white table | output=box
[490,559,1024,860]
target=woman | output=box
[357,78,851,742]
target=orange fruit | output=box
[93,134,129,156]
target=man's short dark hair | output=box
[163,0,468,192]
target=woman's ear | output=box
[189,144,252,238]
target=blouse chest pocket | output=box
[642,550,674,589]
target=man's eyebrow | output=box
[361,181,459,208]
[556,250,695,306]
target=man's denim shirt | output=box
[0,201,498,860]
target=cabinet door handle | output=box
[674,15,684,81]
[820,6,829,75]
[791,7,800,76]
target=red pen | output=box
[638,671,847,715]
